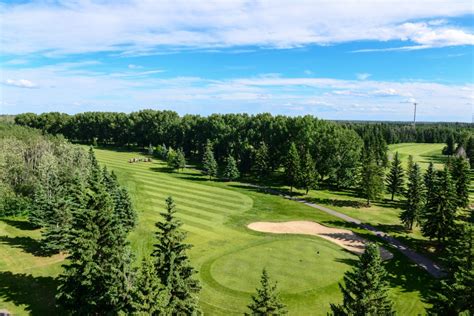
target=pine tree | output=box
[330,243,394,316]
[284,143,301,193]
[255,142,270,179]
[359,154,384,206]
[443,134,455,156]
[400,162,423,230]
[57,153,134,314]
[223,155,240,181]
[202,140,218,180]
[466,136,474,168]
[421,166,457,244]
[247,268,287,315]
[148,143,154,155]
[428,222,473,315]
[41,193,73,254]
[131,257,169,315]
[174,148,186,172]
[299,150,317,194]
[449,156,470,209]
[386,152,404,201]
[152,197,201,314]
[424,162,436,198]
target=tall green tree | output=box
[131,257,169,315]
[57,152,134,314]
[223,155,240,181]
[386,152,404,201]
[466,136,474,168]
[449,156,470,209]
[443,134,455,156]
[400,162,423,230]
[254,142,270,179]
[284,143,301,193]
[428,222,473,315]
[247,268,287,315]
[358,154,385,206]
[202,140,218,180]
[421,166,457,244]
[152,197,201,314]
[168,148,186,172]
[424,162,436,197]
[330,243,394,316]
[299,150,318,194]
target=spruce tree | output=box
[57,152,134,314]
[428,222,473,315]
[421,166,457,244]
[358,154,384,206]
[152,197,201,314]
[223,155,240,181]
[443,134,455,156]
[202,140,218,180]
[148,143,154,155]
[466,136,474,168]
[131,257,169,315]
[400,162,423,230]
[386,152,404,201]
[41,193,73,254]
[449,156,470,209]
[330,243,394,316]
[299,150,317,194]
[284,143,301,193]
[247,268,287,315]
[174,148,186,172]
[255,142,270,179]
[424,162,436,198]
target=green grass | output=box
[0,147,432,315]
[388,143,446,170]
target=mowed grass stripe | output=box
[96,158,246,203]
[143,196,232,220]
[141,189,243,215]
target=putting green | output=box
[209,238,355,294]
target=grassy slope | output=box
[0,147,432,315]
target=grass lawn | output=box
[0,146,432,315]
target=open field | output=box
[0,146,432,315]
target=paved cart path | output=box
[249,184,445,278]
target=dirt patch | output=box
[248,221,393,260]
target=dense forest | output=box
[13,111,474,184]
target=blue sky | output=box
[0,1,473,121]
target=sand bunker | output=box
[248,221,393,260]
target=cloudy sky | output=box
[0,0,473,121]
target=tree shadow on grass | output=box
[0,236,53,257]
[305,197,365,209]
[0,218,38,231]
[0,271,59,315]
[335,246,433,304]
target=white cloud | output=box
[2,79,38,88]
[128,64,143,69]
[1,1,473,55]
[356,73,371,80]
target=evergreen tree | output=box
[400,162,423,230]
[131,257,169,315]
[223,155,240,181]
[386,152,404,201]
[424,162,436,198]
[28,183,48,228]
[330,243,394,316]
[255,142,270,179]
[358,154,384,206]
[152,197,201,314]
[247,268,287,315]
[428,222,473,315]
[299,150,318,194]
[443,134,455,156]
[284,143,301,193]
[202,140,218,180]
[57,153,134,314]
[147,143,154,155]
[421,166,457,244]
[174,148,186,172]
[41,193,73,253]
[167,147,177,169]
[466,136,474,168]
[449,156,470,209]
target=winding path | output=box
[249,184,445,278]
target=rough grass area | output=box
[0,147,433,315]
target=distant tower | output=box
[413,102,417,127]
